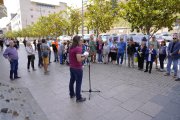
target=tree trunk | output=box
[146,28,150,47]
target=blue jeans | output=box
[98,53,103,62]
[38,51,43,67]
[167,57,178,75]
[10,59,18,79]
[69,68,83,99]
[117,53,124,64]
[54,52,58,61]
[59,53,63,64]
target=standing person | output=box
[16,39,19,49]
[127,39,136,68]
[89,35,97,63]
[137,42,147,70]
[26,42,36,72]
[165,33,180,78]
[0,38,4,51]
[110,41,118,64]
[82,40,88,65]
[23,39,27,47]
[117,38,126,65]
[103,41,110,64]
[3,41,21,80]
[52,39,59,62]
[175,49,180,81]
[159,41,167,72]
[41,39,50,74]
[13,39,19,49]
[144,44,157,74]
[63,42,68,63]
[97,36,104,63]
[5,39,10,47]
[69,36,88,102]
[47,39,52,64]
[108,37,113,62]
[33,40,37,51]
[58,41,64,64]
[150,35,160,69]
[37,40,43,68]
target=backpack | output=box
[41,44,49,58]
[42,51,48,58]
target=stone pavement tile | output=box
[138,102,163,117]
[120,99,145,112]
[100,84,131,99]
[113,85,142,102]
[85,95,122,112]
[162,102,180,116]
[79,106,107,120]
[151,111,180,120]
[123,111,152,120]
[171,84,180,92]
[170,95,180,105]
[149,94,171,106]
[132,91,157,103]
[102,106,130,120]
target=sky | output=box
[0,0,82,28]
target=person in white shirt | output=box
[26,42,36,72]
[144,44,157,74]
[103,41,110,64]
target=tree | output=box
[85,0,119,35]
[66,7,82,35]
[119,0,180,36]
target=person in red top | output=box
[69,36,88,102]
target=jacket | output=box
[167,41,180,60]
[145,49,157,62]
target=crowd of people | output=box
[0,33,180,102]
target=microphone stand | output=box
[82,57,100,100]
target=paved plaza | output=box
[0,45,180,120]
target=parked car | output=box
[156,33,173,41]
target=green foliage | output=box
[120,0,180,35]
[85,0,119,34]
[67,7,82,35]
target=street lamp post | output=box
[82,0,84,38]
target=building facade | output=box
[10,0,67,31]
[0,0,7,19]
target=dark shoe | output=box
[173,75,177,78]
[33,69,36,71]
[149,71,151,74]
[10,78,14,81]
[28,69,30,72]
[76,97,86,103]
[164,73,170,76]
[14,76,21,79]
[70,95,76,98]
[175,78,180,81]
[144,70,148,72]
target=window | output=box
[31,15,33,18]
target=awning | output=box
[0,2,7,19]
